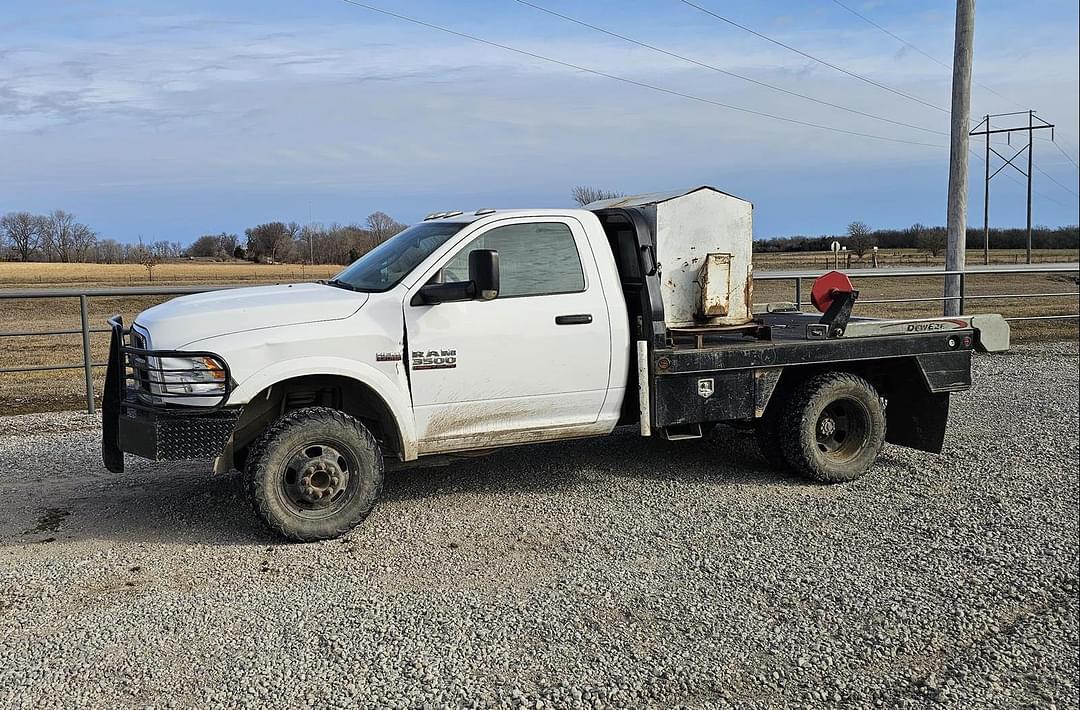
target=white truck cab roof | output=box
[420,208,599,225]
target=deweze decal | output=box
[412,349,457,370]
[376,352,402,362]
[906,322,949,332]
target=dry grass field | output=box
[753,247,1079,271]
[0,261,343,413]
[0,256,1076,413]
[0,260,341,288]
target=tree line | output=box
[4,199,1076,266]
[754,223,1079,257]
[571,186,1078,257]
[0,210,407,265]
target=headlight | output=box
[158,356,227,395]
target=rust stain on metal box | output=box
[701,253,732,317]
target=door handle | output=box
[555,314,593,325]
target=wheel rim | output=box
[814,397,871,463]
[278,441,359,519]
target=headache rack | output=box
[104,315,233,415]
[102,316,240,473]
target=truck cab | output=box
[103,187,1008,541]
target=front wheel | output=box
[779,372,886,483]
[244,407,384,541]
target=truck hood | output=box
[134,283,369,349]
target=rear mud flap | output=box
[885,390,950,454]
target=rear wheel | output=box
[244,407,384,541]
[779,372,885,483]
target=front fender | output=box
[227,357,418,461]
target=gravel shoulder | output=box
[0,342,1077,709]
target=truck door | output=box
[403,216,612,454]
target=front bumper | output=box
[102,316,240,473]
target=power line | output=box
[337,0,947,149]
[1044,137,1080,171]
[334,0,1071,211]
[828,0,1025,111]
[830,0,950,69]
[1014,177,1073,209]
[1033,164,1080,200]
[514,0,947,137]
[677,0,949,114]
[830,0,1080,178]
[969,147,1074,210]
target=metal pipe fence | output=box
[1,264,1077,414]
[755,263,1079,318]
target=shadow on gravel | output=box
[380,425,803,505]
[4,467,271,548]
[7,427,804,547]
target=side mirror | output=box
[414,281,471,306]
[468,249,499,300]
[412,249,500,306]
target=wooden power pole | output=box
[945,0,975,316]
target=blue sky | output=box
[2,0,1078,242]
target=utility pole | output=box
[982,114,990,265]
[970,112,1054,267]
[944,0,974,316]
[1026,110,1033,264]
[308,201,314,265]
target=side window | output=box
[442,222,586,298]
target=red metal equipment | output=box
[811,271,857,314]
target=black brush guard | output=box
[102,315,240,473]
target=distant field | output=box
[1,249,1074,289]
[0,261,346,413]
[0,255,1076,413]
[0,260,342,288]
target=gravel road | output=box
[1,342,1077,709]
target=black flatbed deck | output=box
[648,311,975,432]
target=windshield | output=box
[330,221,469,292]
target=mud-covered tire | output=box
[244,407,384,542]
[754,407,789,470]
[779,372,885,483]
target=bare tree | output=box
[911,223,947,257]
[189,232,239,260]
[216,232,239,258]
[41,210,76,261]
[365,212,405,245]
[125,237,150,265]
[72,223,98,262]
[299,222,373,265]
[96,239,124,264]
[245,222,294,263]
[0,211,43,261]
[845,220,875,259]
[571,186,624,207]
[188,235,220,258]
[143,252,160,282]
[39,210,97,262]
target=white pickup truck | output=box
[103,187,1009,541]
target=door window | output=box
[442,222,585,298]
